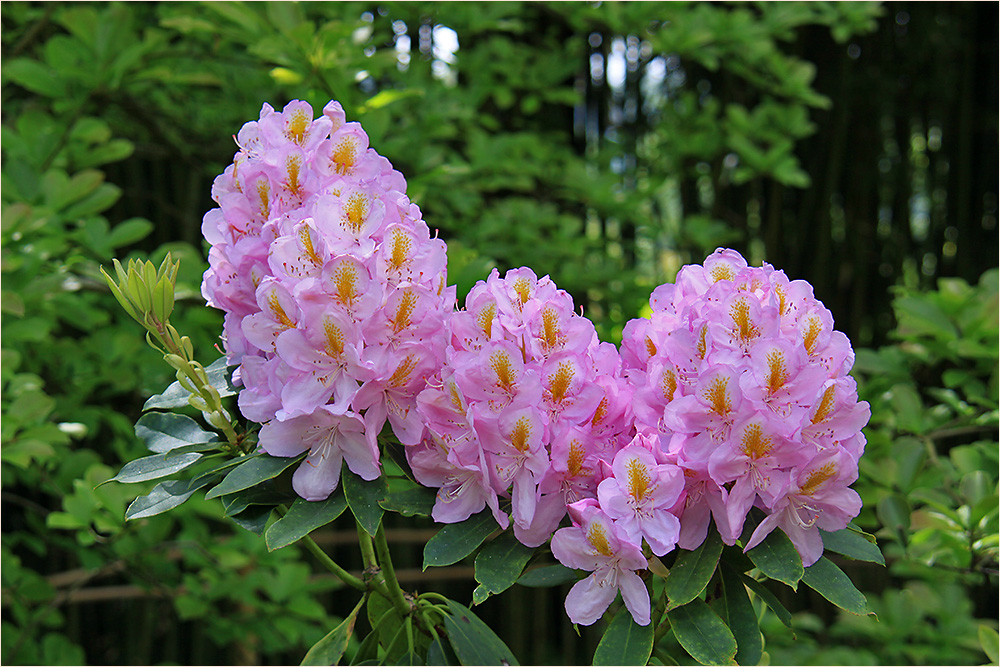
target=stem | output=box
[275,506,366,592]
[356,521,404,610]
[375,522,412,618]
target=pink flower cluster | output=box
[409,268,634,547]
[196,99,870,630]
[201,100,454,501]
[620,248,870,566]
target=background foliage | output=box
[2,1,997,665]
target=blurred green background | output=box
[2,2,997,664]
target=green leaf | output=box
[3,58,68,97]
[107,217,153,248]
[124,474,218,520]
[745,526,804,589]
[668,598,738,666]
[739,574,792,628]
[820,526,885,565]
[426,637,458,666]
[266,493,349,551]
[380,485,437,517]
[442,598,518,666]
[230,505,272,536]
[593,605,654,666]
[716,563,762,666]
[800,557,870,615]
[343,470,387,536]
[301,596,364,666]
[135,412,214,453]
[423,510,499,569]
[876,494,911,538]
[516,564,578,588]
[221,484,294,517]
[144,357,236,410]
[978,625,999,665]
[204,453,304,499]
[666,529,723,609]
[108,451,202,484]
[473,531,534,601]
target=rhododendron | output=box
[623,248,870,565]
[550,499,650,626]
[414,268,634,544]
[201,100,454,500]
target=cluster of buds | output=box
[101,256,238,445]
[200,100,453,501]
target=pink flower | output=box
[744,447,862,566]
[623,248,869,561]
[258,407,378,501]
[551,499,650,626]
[596,442,684,556]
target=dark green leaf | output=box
[301,596,364,665]
[666,529,723,609]
[344,470,387,536]
[266,493,349,551]
[473,532,534,600]
[745,527,803,589]
[204,453,304,499]
[423,510,499,569]
[717,563,762,666]
[230,505,272,535]
[108,451,202,484]
[164,441,225,458]
[820,526,885,565]
[801,557,870,615]
[516,564,578,588]
[426,637,458,666]
[739,574,792,629]
[221,484,294,517]
[124,474,218,520]
[380,485,437,517]
[135,412,214,453]
[442,598,518,666]
[876,495,911,538]
[593,605,654,666]
[668,598,738,666]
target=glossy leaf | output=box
[666,529,723,609]
[739,574,792,629]
[801,556,870,615]
[473,531,534,600]
[204,453,304,499]
[230,505,272,536]
[668,598,738,666]
[716,563,762,666]
[343,470,387,536]
[124,474,217,520]
[745,526,804,589]
[301,596,364,665]
[221,484,294,517]
[423,510,499,569]
[593,605,654,666]
[516,564,578,588]
[266,493,349,551]
[108,451,202,484]
[442,598,518,666]
[134,412,214,453]
[380,485,436,517]
[820,526,885,565]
